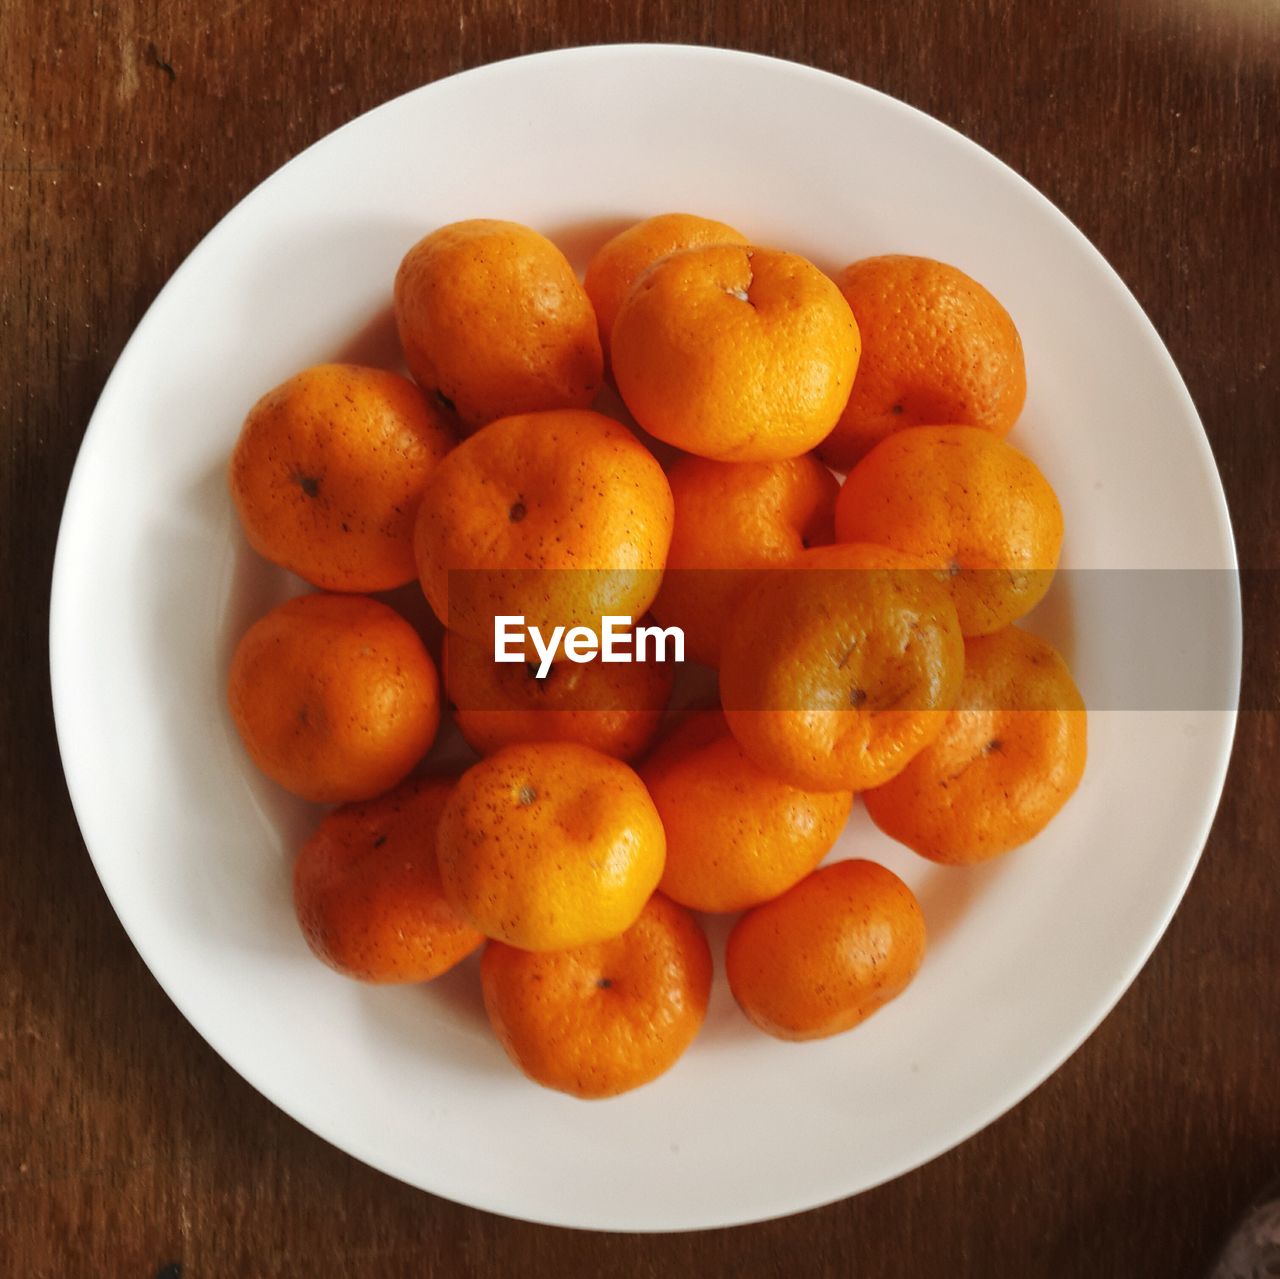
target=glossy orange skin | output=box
[612,244,861,461]
[227,593,440,803]
[720,543,965,792]
[640,712,852,913]
[436,742,666,952]
[817,255,1026,470]
[229,364,454,591]
[480,893,711,1098]
[864,627,1087,864]
[293,776,484,982]
[442,629,673,761]
[583,212,747,363]
[834,426,1064,636]
[394,219,603,430]
[413,409,674,643]
[726,859,926,1041]
[651,454,840,667]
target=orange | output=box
[413,409,673,643]
[611,244,860,461]
[481,893,711,1098]
[651,454,840,666]
[442,628,673,761]
[726,859,926,1041]
[227,593,440,803]
[436,741,665,951]
[229,364,454,591]
[817,255,1026,470]
[719,543,965,792]
[394,219,602,430]
[293,776,484,982]
[639,712,852,913]
[834,425,1063,636]
[864,627,1086,864]
[583,212,747,363]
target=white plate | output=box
[50,46,1240,1231]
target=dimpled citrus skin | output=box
[583,213,748,363]
[229,364,455,591]
[864,627,1087,864]
[442,629,673,761]
[436,742,666,952]
[726,859,926,1041]
[417,407,680,640]
[720,543,966,792]
[293,776,484,983]
[650,454,840,667]
[394,219,603,430]
[817,255,1026,471]
[413,409,674,643]
[480,893,711,1098]
[611,244,861,462]
[834,426,1064,637]
[640,712,852,914]
[227,593,440,804]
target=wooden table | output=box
[4,2,1277,1273]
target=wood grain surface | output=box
[3,1,1278,1275]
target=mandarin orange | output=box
[442,627,673,761]
[229,364,454,591]
[612,244,860,461]
[481,893,711,1098]
[394,219,602,430]
[864,626,1086,863]
[413,409,673,643]
[640,712,852,913]
[583,212,747,363]
[436,742,665,951]
[726,859,926,1041]
[834,425,1063,636]
[227,593,440,803]
[651,454,839,666]
[817,255,1025,470]
[293,776,484,982]
[720,543,965,792]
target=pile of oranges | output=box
[226,214,1086,1099]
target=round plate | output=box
[50,46,1240,1231]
